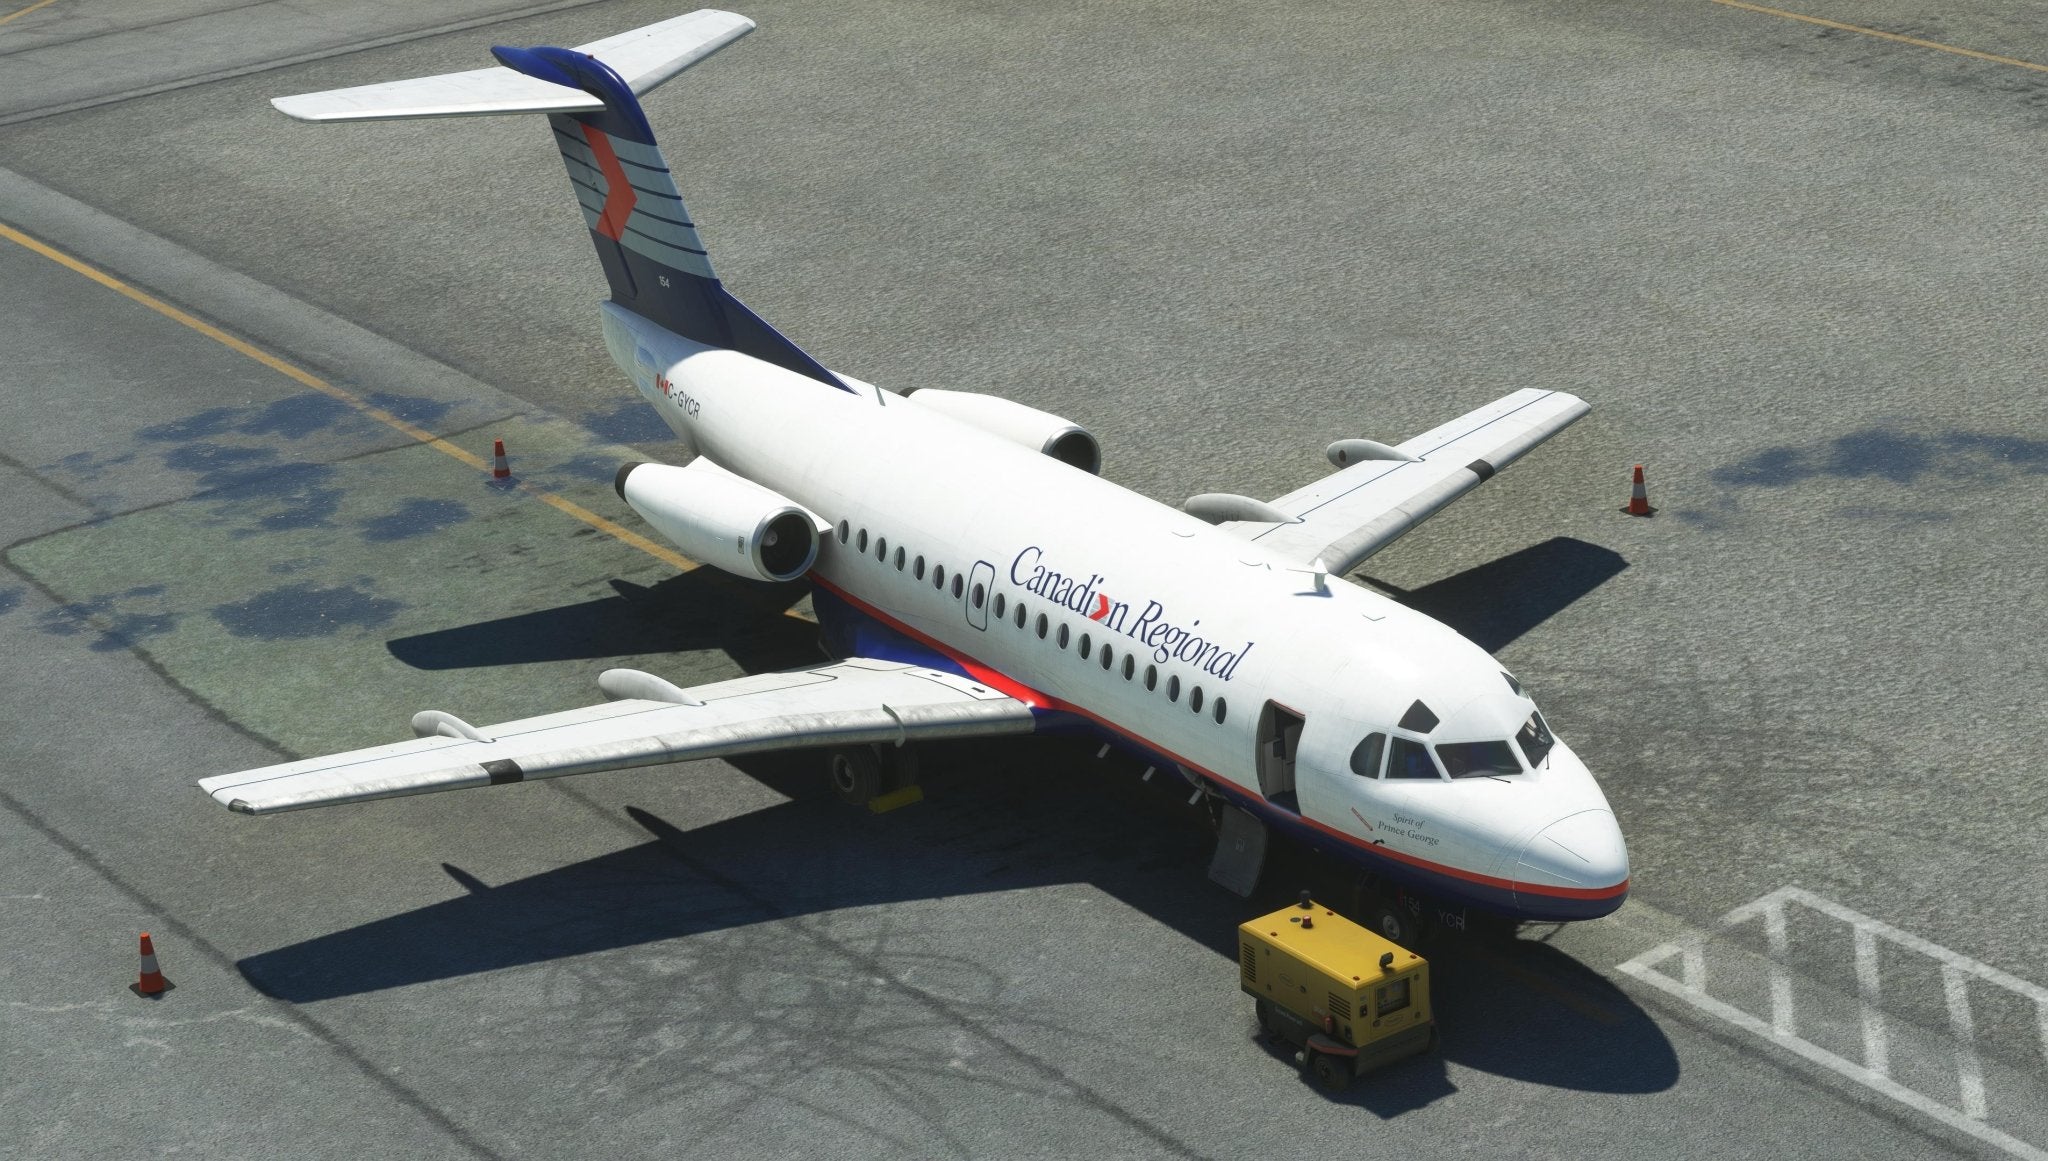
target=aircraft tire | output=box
[1366,897,1422,950]
[878,743,920,792]
[828,746,883,806]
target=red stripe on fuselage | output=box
[808,572,1627,904]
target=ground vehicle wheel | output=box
[1309,1049,1352,1092]
[1254,999,1277,1038]
[828,746,883,806]
[1366,897,1422,949]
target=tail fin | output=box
[271,10,851,393]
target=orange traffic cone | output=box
[1621,464,1655,516]
[131,932,172,997]
[491,439,511,481]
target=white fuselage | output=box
[603,303,1629,921]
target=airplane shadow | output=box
[385,569,820,675]
[256,538,1669,1100]
[1360,536,1628,654]
[240,738,1677,1101]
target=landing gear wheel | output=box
[877,744,920,792]
[828,746,883,806]
[1366,896,1422,949]
[1309,1050,1352,1092]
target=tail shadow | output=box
[386,569,818,674]
[1361,537,1627,653]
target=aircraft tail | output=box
[271,9,850,393]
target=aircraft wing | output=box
[198,659,1033,815]
[1221,389,1590,576]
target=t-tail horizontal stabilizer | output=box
[268,9,851,394]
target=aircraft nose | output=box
[1514,809,1630,889]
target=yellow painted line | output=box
[0,0,61,29]
[1708,0,2048,76]
[0,219,699,574]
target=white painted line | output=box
[1764,898,1794,1037]
[1618,886,2048,1161]
[1854,925,1890,1078]
[1619,958,2048,1161]
[1944,965,1988,1120]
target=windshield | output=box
[1516,711,1555,767]
[1436,739,1522,778]
[1385,736,1439,779]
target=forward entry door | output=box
[1255,700,1305,813]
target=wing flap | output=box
[199,660,1033,815]
[1230,389,1589,574]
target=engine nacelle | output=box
[614,459,819,583]
[905,389,1100,474]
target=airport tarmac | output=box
[0,0,2043,1157]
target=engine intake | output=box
[615,460,819,583]
[905,389,1100,474]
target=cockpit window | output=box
[1397,700,1439,734]
[1516,711,1555,768]
[1349,733,1386,778]
[1385,736,1439,779]
[1502,671,1523,697]
[1436,740,1523,778]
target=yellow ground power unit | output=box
[1239,893,1436,1089]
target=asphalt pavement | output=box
[0,1,2042,1158]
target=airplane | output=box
[198,9,1629,947]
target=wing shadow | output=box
[385,569,819,674]
[237,738,1676,1098]
[1360,536,1627,653]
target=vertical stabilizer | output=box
[270,11,852,393]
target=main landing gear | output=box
[827,743,920,808]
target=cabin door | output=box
[965,560,995,630]
[1255,701,1304,813]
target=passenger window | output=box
[1166,675,1180,702]
[1189,686,1203,713]
[1213,697,1227,724]
[1437,740,1522,778]
[914,556,926,580]
[1078,633,1091,659]
[1035,613,1048,639]
[894,547,905,570]
[1349,732,1386,778]
[951,575,964,599]
[1516,711,1555,768]
[1014,604,1026,628]
[876,536,888,562]
[856,529,868,552]
[1056,624,1070,649]
[836,520,849,544]
[1122,655,1135,680]
[1144,665,1157,691]
[933,564,946,590]
[994,593,1006,618]
[1100,644,1114,670]
[1385,737,1439,779]
[971,582,986,608]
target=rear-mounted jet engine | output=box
[614,459,819,582]
[903,389,1100,474]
